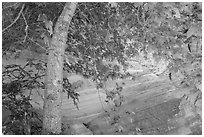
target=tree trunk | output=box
[42,2,77,134]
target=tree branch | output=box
[27,37,47,51]
[2,4,25,33]
[21,12,28,43]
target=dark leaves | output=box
[62,78,80,109]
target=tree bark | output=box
[42,2,77,134]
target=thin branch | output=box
[36,90,45,102]
[2,2,19,10]
[27,37,47,51]
[28,89,33,99]
[2,4,25,33]
[21,12,28,43]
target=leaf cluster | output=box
[62,78,81,109]
[2,61,46,134]
[2,2,64,55]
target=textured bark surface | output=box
[42,2,77,134]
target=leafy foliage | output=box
[2,62,45,134]
[62,78,80,109]
[2,2,202,135]
[2,2,64,55]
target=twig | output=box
[36,90,45,101]
[96,88,110,125]
[2,4,25,33]
[21,12,28,43]
[27,37,47,51]
[28,89,33,99]
[97,88,106,111]
[2,2,19,10]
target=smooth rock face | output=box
[85,97,202,135]
[86,99,181,135]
